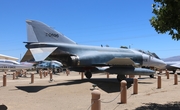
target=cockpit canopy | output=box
[136,49,160,59]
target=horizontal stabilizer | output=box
[107,58,136,66]
[21,49,34,62]
[30,47,57,61]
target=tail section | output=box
[26,20,76,44]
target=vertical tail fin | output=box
[26,20,76,44]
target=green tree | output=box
[150,0,180,40]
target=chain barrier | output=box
[101,92,121,103]
[87,75,164,109]
[86,80,140,110]
[87,101,94,110]
[127,86,133,99]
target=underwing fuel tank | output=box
[104,67,155,75]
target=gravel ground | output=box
[0,70,180,110]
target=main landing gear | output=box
[117,74,126,82]
[85,71,92,79]
[173,70,176,74]
[149,74,154,78]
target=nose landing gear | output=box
[85,71,92,79]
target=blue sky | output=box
[0,0,180,61]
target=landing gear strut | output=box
[85,71,92,79]
[117,74,126,82]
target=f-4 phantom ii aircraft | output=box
[21,20,166,81]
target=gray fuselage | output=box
[26,42,143,67]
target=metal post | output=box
[66,69,70,76]
[81,72,84,79]
[24,71,27,77]
[166,70,169,79]
[3,74,6,86]
[16,71,19,79]
[13,72,16,80]
[157,75,161,89]
[91,90,101,110]
[31,73,34,84]
[174,73,178,85]
[133,78,138,94]
[106,72,109,79]
[43,71,46,77]
[40,70,42,79]
[121,80,127,103]
[46,71,48,76]
[50,71,53,81]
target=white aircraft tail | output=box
[26,20,76,44]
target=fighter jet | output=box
[144,52,180,73]
[164,61,180,73]
[161,56,180,73]
[21,20,166,81]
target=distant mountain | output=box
[162,55,180,61]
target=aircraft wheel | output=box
[149,74,154,78]
[117,74,126,82]
[173,70,176,74]
[85,71,92,79]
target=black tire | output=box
[117,74,126,82]
[149,74,154,78]
[85,71,92,79]
[173,70,176,74]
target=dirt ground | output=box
[0,70,180,110]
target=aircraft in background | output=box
[35,60,63,73]
[21,20,166,81]
[0,59,34,71]
[161,56,180,73]
[0,54,18,61]
[0,54,63,74]
[35,60,63,69]
[163,61,180,73]
[144,52,180,73]
[0,54,33,70]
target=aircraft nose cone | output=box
[160,61,167,69]
[142,54,167,69]
[154,59,167,69]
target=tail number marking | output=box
[46,33,59,38]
